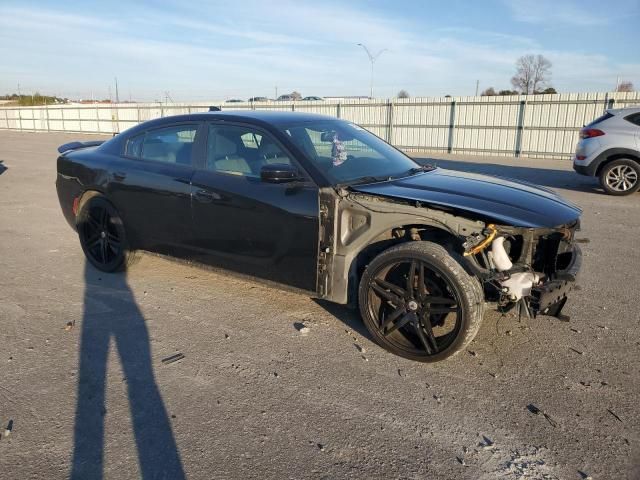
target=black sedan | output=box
[56,111,582,362]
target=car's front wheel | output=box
[76,194,135,272]
[358,241,485,362]
[599,159,640,196]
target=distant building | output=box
[323,95,371,101]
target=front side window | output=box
[132,125,198,165]
[281,120,418,185]
[206,125,292,177]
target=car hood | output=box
[351,168,582,228]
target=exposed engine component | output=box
[490,236,539,301]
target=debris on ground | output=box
[468,350,477,357]
[354,343,366,353]
[64,320,75,331]
[607,409,622,422]
[527,404,558,427]
[479,435,495,449]
[316,443,325,451]
[161,352,185,365]
[456,456,466,466]
[293,322,310,335]
[569,347,584,355]
[4,420,13,437]
[361,355,369,362]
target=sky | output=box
[0,0,638,101]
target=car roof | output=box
[127,110,339,131]
[609,106,640,116]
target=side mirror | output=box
[260,163,301,183]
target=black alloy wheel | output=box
[359,241,484,362]
[77,195,131,272]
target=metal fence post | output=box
[447,100,456,153]
[3,108,8,129]
[336,102,341,119]
[387,99,395,143]
[606,93,615,109]
[18,108,23,131]
[61,108,65,131]
[291,102,295,112]
[514,99,527,158]
[45,104,50,132]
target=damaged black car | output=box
[56,111,582,362]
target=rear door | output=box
[108,122,204,251]
[188,122,319,292]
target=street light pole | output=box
[357,43,387,99]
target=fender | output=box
[579,147,640,176]
[318,188,486,304]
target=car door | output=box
[188,122,319,292]
[108,122,204,252]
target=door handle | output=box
[113,171,127,181]
[194,189,218,203]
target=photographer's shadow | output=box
[71,261,185,479]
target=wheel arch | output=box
[595,150,640,176]
[344,223,465,307]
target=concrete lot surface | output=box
[1,131,639,479]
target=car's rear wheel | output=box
[358,241,485,362]
[599,159,640,196]
[76,195,134,272]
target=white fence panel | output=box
[2,92,639,159]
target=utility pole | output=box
[275,86,278,99]
[114,77,120,103]
[357,43,387,99]
[475,80,479,97]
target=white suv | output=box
[573,107,640,195]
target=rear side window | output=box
[585,112,614,128]
[625,113,640,127]
[124,125,198,165]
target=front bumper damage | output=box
[462,221,582,319]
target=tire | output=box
[358,241,485,362]
[599,159,640,196]
[76,195,136,272]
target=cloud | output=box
[0,1,636,99]
[501,0,629,26]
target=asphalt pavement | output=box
[1,130,639,479]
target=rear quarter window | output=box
[625,113,640,127]
[125,134,144,157]
[585,112,614,128]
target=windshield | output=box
[280,120,419,185]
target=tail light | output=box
[579,128,605,139]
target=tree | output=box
[397,89,410,98]
[616,81,635,92]
[290,91,302,100]
[537,87,557,94]
[511,54,552,94]
[481,87,497,96]
[498,89,518,96]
